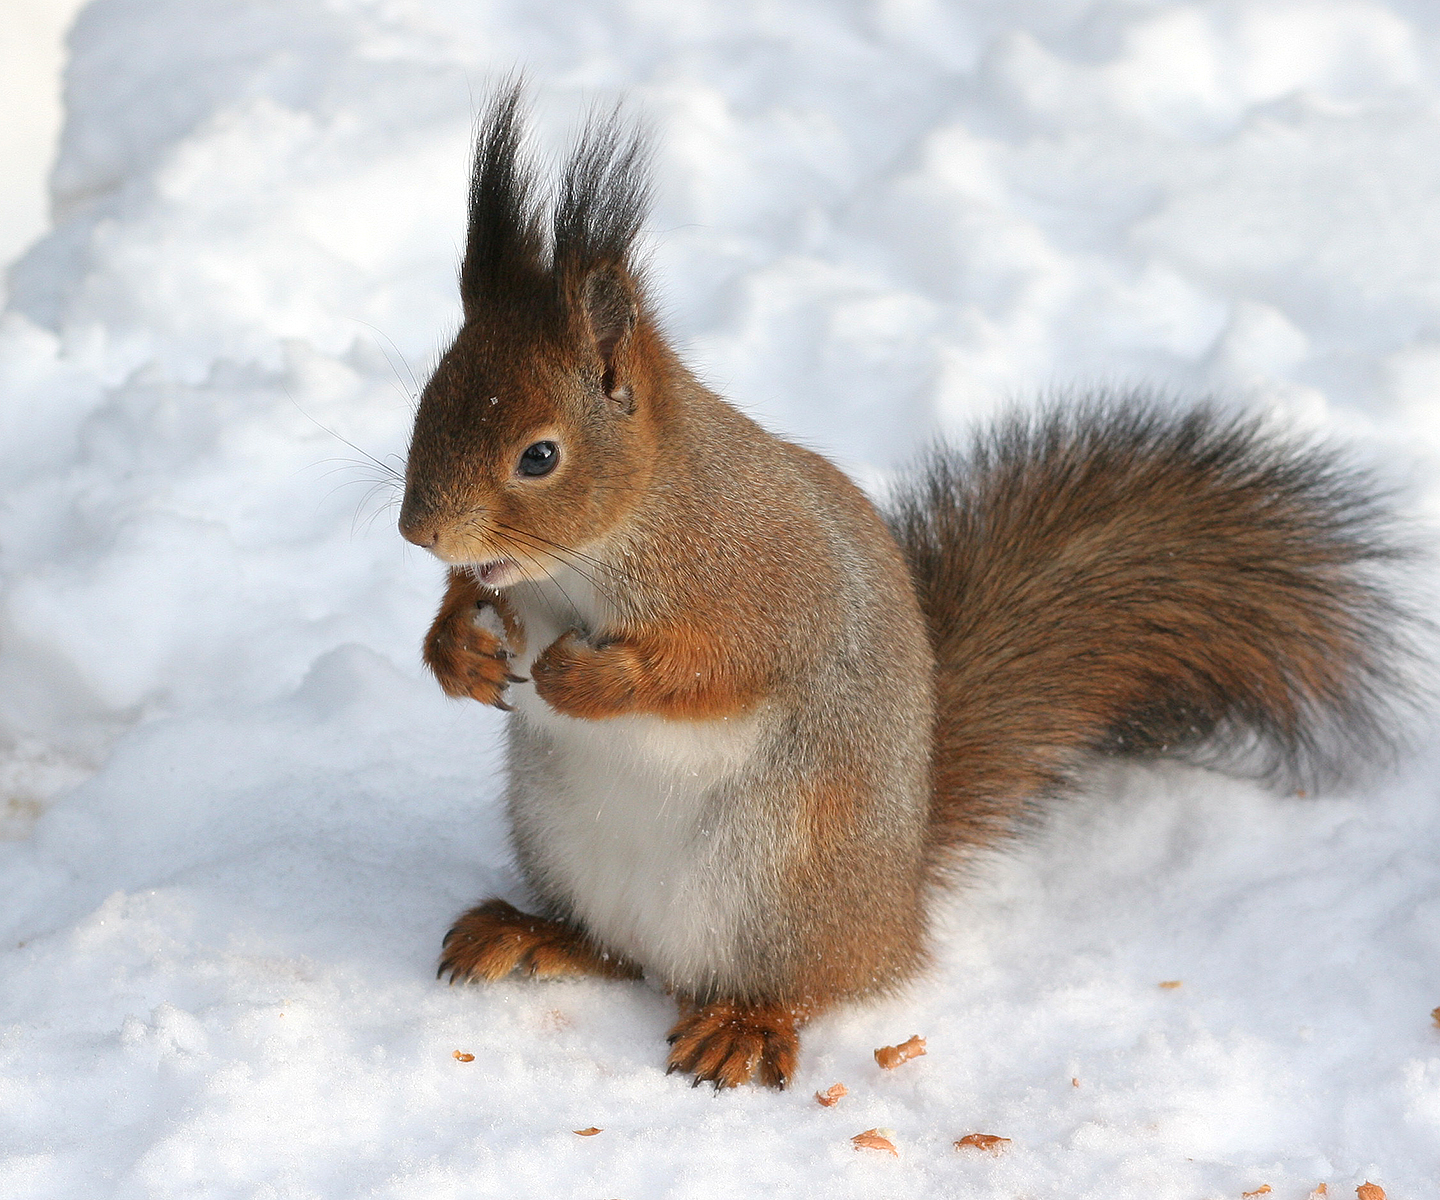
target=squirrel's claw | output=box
[437,899,643,985]
[423,591,523,708]
[664,999,800,1090]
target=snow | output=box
[0,0,88,281]
[2,0,1439,1195]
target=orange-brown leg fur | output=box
[530,628,764,722]
[438,899,642,984]
[665,999,807,1090]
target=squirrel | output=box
[397,87,1414,1089]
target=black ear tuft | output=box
[461,82,546,319]
[553,106,652,284]
[556,105,652,413]
[459,86,653,370]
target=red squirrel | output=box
[398,88,1413,1089]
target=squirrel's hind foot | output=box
[665,999,802,1090]
[438,899,641,984]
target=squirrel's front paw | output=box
[531,631,638,719]
[423,602,524,709]
[439,899,642,983]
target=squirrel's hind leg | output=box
[438,899,642,984]
[665,998,808,1090]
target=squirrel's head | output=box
[399,86,659,587]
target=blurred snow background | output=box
[2,1,1440,1196]
[0,0,88,278]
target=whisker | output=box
[464,510,626,612]
[494,525,628,614]
[502,547,571,630]
[357,491,401,537]
[447,511,631,617]
[316,459,405,487]
[492,521,632,583]
[287,393,406,484]
[350,482,403,537]
[350,319,424,404]
[319,472,396,506]
[539,558,585,623]
[309,451,404,534]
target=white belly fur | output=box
[497,567,769,990]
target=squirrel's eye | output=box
[518,440,559,478]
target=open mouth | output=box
[473,557,519,587]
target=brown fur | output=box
[528,622,767,721]
[400,88,1414,1089]
[883,403,1413,876]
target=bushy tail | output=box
[883,398,1418,870]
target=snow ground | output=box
[2,0,1440,1196]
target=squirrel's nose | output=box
[397,495,439,548]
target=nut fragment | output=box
[1242,1188,1271,1198]
[452,1051,474,1062]
[1308,1187,1328,1199]
[874,1034,926,1069]
[1356,1185,1385,1200]
[954,1133,1010,1154]
[574,1127,602,1136]
[815,1083,847,1107]
[852,1128,898,1156]
[1432,1005,1440,1028]
[1159,980,1182,989]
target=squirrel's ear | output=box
[583,266,638,414]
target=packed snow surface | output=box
[3,1,1440,1196]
